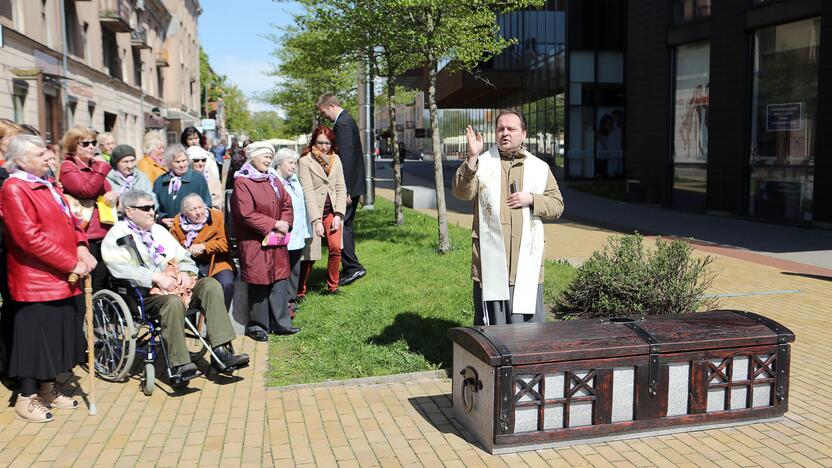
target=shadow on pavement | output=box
[408,394,488,452]
[780,271,832,282]
[367,312,462,368]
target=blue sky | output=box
[198,0,303,113]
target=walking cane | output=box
[84,275,97,416]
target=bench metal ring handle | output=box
[461,366,483,413]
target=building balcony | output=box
[99,0,133,33]
[131,29,150,49]
[155,48,170,67]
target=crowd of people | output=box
[0,93,368,423]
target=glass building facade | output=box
[626,0,831,226]
[386,0,831,226]
[423,0,625,180]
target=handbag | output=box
[97,196,117,225]
[262,231,291,247]
[63,194,95,229]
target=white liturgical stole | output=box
[476,146,548,315]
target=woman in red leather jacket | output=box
[0,135,96,423]
[58,125,117,291]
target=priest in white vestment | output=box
[452,110,565,326]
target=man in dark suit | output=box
[316,93,367,285]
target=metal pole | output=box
[363,57,375,208]
[59,0,69,134]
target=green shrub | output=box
[555,234,719,320]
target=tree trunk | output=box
[428,61,450,253]
[388,77,403,225]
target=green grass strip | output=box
[267,197,575,386]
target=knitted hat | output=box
[110,144,136,168]
[245,141,276,160]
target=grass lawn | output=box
[267,198,576,387]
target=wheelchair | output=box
[87,235,246,395]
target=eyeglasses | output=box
[80,140,97,148]
[315,141,332,146]
[130,205,155,212]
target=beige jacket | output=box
[452,151,564,284]
[297,152,347,261]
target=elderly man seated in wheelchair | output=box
[101,189,249,379]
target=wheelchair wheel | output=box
[185,312,209,361]
[142,362,155,396]
[88,290,137,382]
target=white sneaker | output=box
[15,395,54,423]
[39,382,79,410]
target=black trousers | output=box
[247,280,292,333]
[287,249,302,306]
[340,196,364,274]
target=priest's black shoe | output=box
[338,268,366,286]
[274,327,300,336]
[245,329,268,342]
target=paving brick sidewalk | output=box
[0,192,830,466]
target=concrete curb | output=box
[268,368,451,391]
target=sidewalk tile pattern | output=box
[0,199,830,466]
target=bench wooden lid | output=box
[447,310,795,366]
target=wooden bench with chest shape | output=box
[448,310,795,453]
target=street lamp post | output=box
[361,56,375,209]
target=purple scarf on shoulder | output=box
[234,162,281,198]
[178,211,209,248]
[126,220,167,265]
[112,171,136,193]
[167,172,183,196]
[9,170,71,218]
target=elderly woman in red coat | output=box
[230,141,297,342]
[0,135,96,423]
[59,125,117,291]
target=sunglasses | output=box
[316,141,332,146]
[130,205,155,212]
[80,140,97,148]
[191,158,207,162]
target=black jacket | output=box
[332,110,366,197]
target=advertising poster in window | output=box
[596,107,624,176]
[673,43,710,164]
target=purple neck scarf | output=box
[9,170,71,218]
[126,220,167,265]
[113,171,136,193]
[178,212,208,248]
[167,172,183,197]
[234,162,281,198]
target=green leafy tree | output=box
[404,0,543,252]
[222,84,251,135]
[263,24,358,137]
[296,0,423,225]
[248,111,288,141]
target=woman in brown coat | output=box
[170,193,235,310]
[230,142,296,342]
[297,126,347,296]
